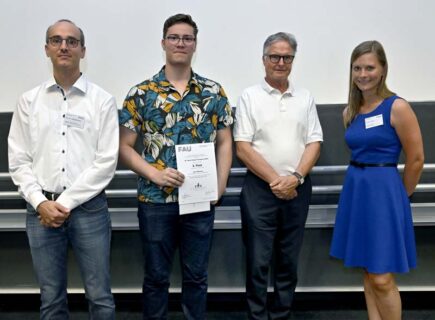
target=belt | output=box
[350,160,397,168]
[42,190,62,201]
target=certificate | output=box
[175,143,218,212]
[179,201,210,215]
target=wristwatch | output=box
[292,171,305,185]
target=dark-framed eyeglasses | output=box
[265,54,295,64]
[48,36,81,49]
[165,35,196,45]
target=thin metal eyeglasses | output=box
[48,36,81,49]
[165,35,196,45]
[265,54,295,64]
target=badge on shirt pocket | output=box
[364,114,383,129]
[64,113,85,129]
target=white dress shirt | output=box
[233,79,323,175]
[8,75,119,210]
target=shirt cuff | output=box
[233,136,253,142]
[56,194,76,211]
[29,192,48,211]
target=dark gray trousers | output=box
[241,171,311,320]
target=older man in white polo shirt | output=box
[233,32,323,320]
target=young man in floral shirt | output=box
[119,13,233,320]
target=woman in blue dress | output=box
[330,40,424,319]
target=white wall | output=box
[1,0,434,111]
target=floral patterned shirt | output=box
[119,67,233,203]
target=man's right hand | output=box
[37,201,70,228]
[152,168,185,188]
[270,175,299,200]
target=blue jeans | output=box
[138,202,215,320]
[26,192,115,320]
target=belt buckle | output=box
[43,191,58,201]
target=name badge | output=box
[64,113,85,129]
[365,114,383,129]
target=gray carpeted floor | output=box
[1,310,434,319]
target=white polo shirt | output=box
[233,79,323,175]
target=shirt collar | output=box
[261,78,294,96]
[156,66,201,91]
[44,73,87,93]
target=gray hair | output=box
[46,19,85,46]
[263,32,297,55]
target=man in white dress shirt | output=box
[233,32,323,320]
[8,19,118,319]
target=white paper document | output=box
[175,143,218,214]
[179,201,210,215]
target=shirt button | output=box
[62,132,65,135]
[63,186,66,190]
[62,150,65,153]
[63,114,65,118]
[62,168,65,172]
[63,97,66,101]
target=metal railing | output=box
[1,164,435,199]
[1,165,435,231]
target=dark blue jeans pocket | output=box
[138,203,179,242]
[26,203,38,215]
[79,192,108,213]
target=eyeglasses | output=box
[265,54,295,64]
[165,35,196,45]
[48,36,81,49]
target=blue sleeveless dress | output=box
[330,95,417,273]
